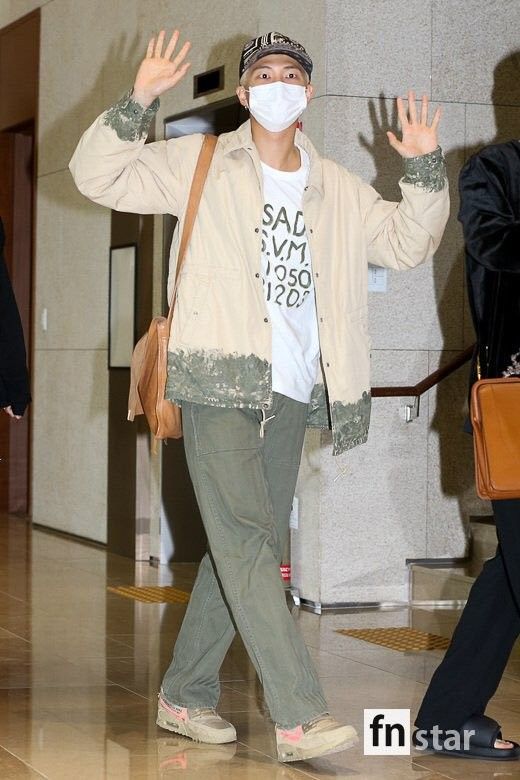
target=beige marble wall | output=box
[32,349,108,541]
[0,0,44,28]
[320,350,431,605]
[293,0,520,604]
[32,172,110,541]
[32,0,143,542]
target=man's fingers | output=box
[154,29,166,58]
[431,105,442,131]
[420,94,429,125]
[407,90,417,123]
[167,61,191,88]
[172,40,191,69]
[396,96,409,130]
[148,28,187,64]
[386,130,403,153]
[164,29,180,60]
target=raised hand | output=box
[133,30,191,108]
[386,91,441,158]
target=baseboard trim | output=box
[405,557,468,567]
[410,599,468,608]
[299,598,409,614]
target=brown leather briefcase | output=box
[470,377,520,500]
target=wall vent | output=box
[193,66,225,98]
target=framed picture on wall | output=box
[109,244,137,368]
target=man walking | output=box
[70,29,449,762]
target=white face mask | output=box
[247,82,308,132]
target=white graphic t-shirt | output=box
[260,148,320,404]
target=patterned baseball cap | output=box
[239,32,313,81]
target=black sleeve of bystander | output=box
[458,142,520,274]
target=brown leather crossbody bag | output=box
[127,134,217,447]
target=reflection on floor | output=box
[0,514,519,779]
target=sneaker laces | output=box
[303,713,336,733]
[189,707,218,719]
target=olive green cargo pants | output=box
[160,392,328,729]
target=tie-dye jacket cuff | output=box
[403,147,446,193]
[102,89,160,142]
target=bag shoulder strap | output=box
[167,134,218,328]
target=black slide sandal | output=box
[414,715,520,760]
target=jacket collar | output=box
[218,120,324,196]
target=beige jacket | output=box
[70,91,450,455]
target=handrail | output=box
[371,345,474,398]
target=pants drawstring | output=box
[259,408,276,438]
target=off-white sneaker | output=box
[157,695,237,744]
[276,714,358,762]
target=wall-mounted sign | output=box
[368,265,388,293]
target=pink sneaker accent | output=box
[276,715,358,762]
[159,696,188,722]
[277,725,304,743]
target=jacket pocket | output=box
[173,271,212,344]
[345,304,371,349]
[173,267,242,346]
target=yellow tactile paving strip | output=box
[336,627,450,652]
[107,585,191,604]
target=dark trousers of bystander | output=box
[415,498,520,732]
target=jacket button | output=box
[309,228,314,234]
[255,272,260,278]
[255,227,260,233]
[264,317,269,323]
[315,272,319,278]
[326,362,330,367]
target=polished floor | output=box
[1,515,520,779]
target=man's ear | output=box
[236,85,248,108]
[305,83,314,103]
